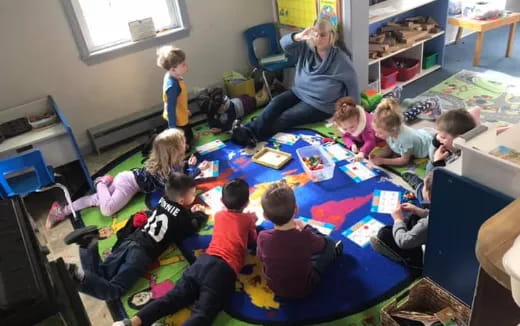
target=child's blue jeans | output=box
[79,240,153,301]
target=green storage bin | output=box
[423,52,438,69]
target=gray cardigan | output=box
[280,33,360,114]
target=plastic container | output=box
[222,71,256,98]
[380,66,399,90]
[423,52,438,69]
[395,57,420,81]
[27,113,57,129]
[296,145,335,182]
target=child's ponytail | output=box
[373,98,403,134]
[333,96,361,123]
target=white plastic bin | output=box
[296,145,335,182]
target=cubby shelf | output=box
[369,0,438,24]
[381,64,441,95]
[369,31,445,65]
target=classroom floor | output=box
[29,25,519,326]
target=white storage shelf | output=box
[369,0,437,24]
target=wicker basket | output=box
[381,278,470,326]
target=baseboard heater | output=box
[87,106,166,154]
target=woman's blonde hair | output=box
[333,97,361,123]
[307,18,337,50]
[373,98,403,133]
[144,128,186,180]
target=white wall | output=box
[0,0,273,152]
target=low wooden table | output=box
[448,13,520,66]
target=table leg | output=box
[506,22,517,57]
[474,32,484,66]
[455,27,463,44]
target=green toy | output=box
[361,90,383,112]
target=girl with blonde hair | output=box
[233,18,359,146]
[46,128,207,228]
[369,99,433,167]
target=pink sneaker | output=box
[94,175,114,186]
[45,201,68,229]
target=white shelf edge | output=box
[369,31,445,65]
[381,64,441,95]
[369,0,437,25]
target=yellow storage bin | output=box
[223,71,256,98]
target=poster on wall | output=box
[277,0,317,28]
[318,0,340,29]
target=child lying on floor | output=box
[257,181,343,298]
[370,170,434,270]
[332,96,382,161]
[63,173,208,302]
[113,178,257,326]
[46,128,209,228]
[205,88,256,134]
[369,99,434,167]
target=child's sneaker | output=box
[370,236,406,264]
[402,172,423,191]
[45,202,68,229]
[64,225,100,248]
[335,240,344,256]
[94,175,113,186]
[384,86,403,103]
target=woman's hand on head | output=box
[294,27,317,42]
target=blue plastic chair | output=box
[0,150,77,219]
[244,23,293,98]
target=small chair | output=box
[244,23,293,98]
[0,150,77,220]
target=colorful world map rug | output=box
[416,69,520,124]
[77,125,416,326]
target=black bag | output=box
[231,125,257,148]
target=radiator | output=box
[87,106,166,154]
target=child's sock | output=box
[66,262,85,283]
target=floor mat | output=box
[79,123,416,325]
[416,69,520,124]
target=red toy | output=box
[303,155,324,171]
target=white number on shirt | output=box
[143,211,169,242]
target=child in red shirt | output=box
[114,179,257,326]
[257,182,343,298]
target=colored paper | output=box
[343,215,385,248]
[371,190,401,214]
[277,0,317,28]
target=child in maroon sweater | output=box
[113,179,257,326]
[257,182,343,298]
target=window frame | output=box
[61,0,190,65]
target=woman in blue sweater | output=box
[233,19,359,146]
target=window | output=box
[61,0,189,64]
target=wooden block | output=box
[426,16,438,25]
[369,43,389,52]
[405,16,426,23]
[369,34,385,43]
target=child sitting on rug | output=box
[63,173,209,302]
[256,181,343,298]
[369,98,434,167]
[370,170,434,269]
[204,87,256,134]
[46,128,209,228]
[333,96,383,162]
[112,179,258,326]
[157,45,194,147]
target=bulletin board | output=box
[276,0,341,30]
[276,0,317,28]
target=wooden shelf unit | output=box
[366,0,449,93]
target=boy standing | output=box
[370,170,435,269]
[256,182,343,299]
[156,45,193,147]
[64,173,208,301]
[114,179,257,326]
